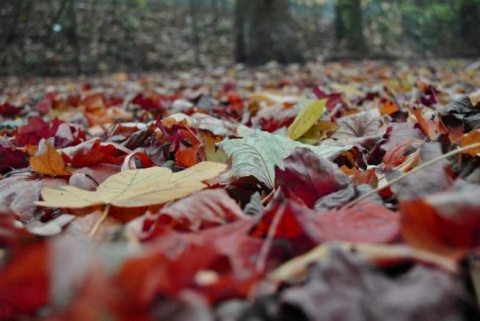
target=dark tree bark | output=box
[458,0,480,53]
[334,0,367,54]
[234,0,304,66]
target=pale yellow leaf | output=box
[36,161,227,208]
[330,83,363,98]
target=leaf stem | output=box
[343,142,480,209]
[89,204,111,239]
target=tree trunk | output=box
[234,0,304,66]
[458,0,480,54]
[334,0,367,55]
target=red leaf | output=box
[13,117,51,147]
[275,148,350,208]
[0,147,29,173]
[0,242,49,319]
[0,101,22,118]
[121,220,262,305]
[157,189,246,231]
[312,201,400,244]
[62,139,128,167]
[175,143,202,168]
[400,182,480,258]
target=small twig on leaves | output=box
[89,204,111,239]
[343,142,480,209]
[261,188,276,205]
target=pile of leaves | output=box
[1,60,480,320]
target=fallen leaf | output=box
[400,181,480,258]
[286,99,326,140]
[36,161,227,209]
[386,142,452,200]
[156,189,246,231]
[278,247,468,321]
[0,147,29,174]
[275,147,349,207]
[331,109,385,145]
[270,242,458,284]
[0,174,42,220]
[30,139,71,176]
[459,130,480,156]
[0,242,50,319]
[219,130,351,189]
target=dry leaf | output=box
[286,99,326,140]
[36,161,227,208]
[459,130,480,156]
[30,139,71,176]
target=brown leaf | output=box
[386,142,452,200]
[331,109,385,145]
[278,247,468,321]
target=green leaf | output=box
[218,130,351,189]
[286,99,326,141]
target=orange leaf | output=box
[378,99,399,116]
[459,130,480,156]
[400,195,480,259]
[30,139,71,176]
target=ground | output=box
[0,60,480,320]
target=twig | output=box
[89,204,111,239]
[261,188,276,205]
[343,142,480,209]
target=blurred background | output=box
[0,0,479,76]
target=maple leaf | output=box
[30,138,71,176]
[286,99,326,140]
[219,130,351,189]
[36,161,227,209]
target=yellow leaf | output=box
[30,139,71,176]
[286,99,326,141]
[203,132,227,164]
[36,161,227,208]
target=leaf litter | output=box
[1,60,480,319]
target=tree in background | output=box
[458,0,480,54]
[334,0,367,54]
[234,0,304,65]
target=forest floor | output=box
[1,59,480,320]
